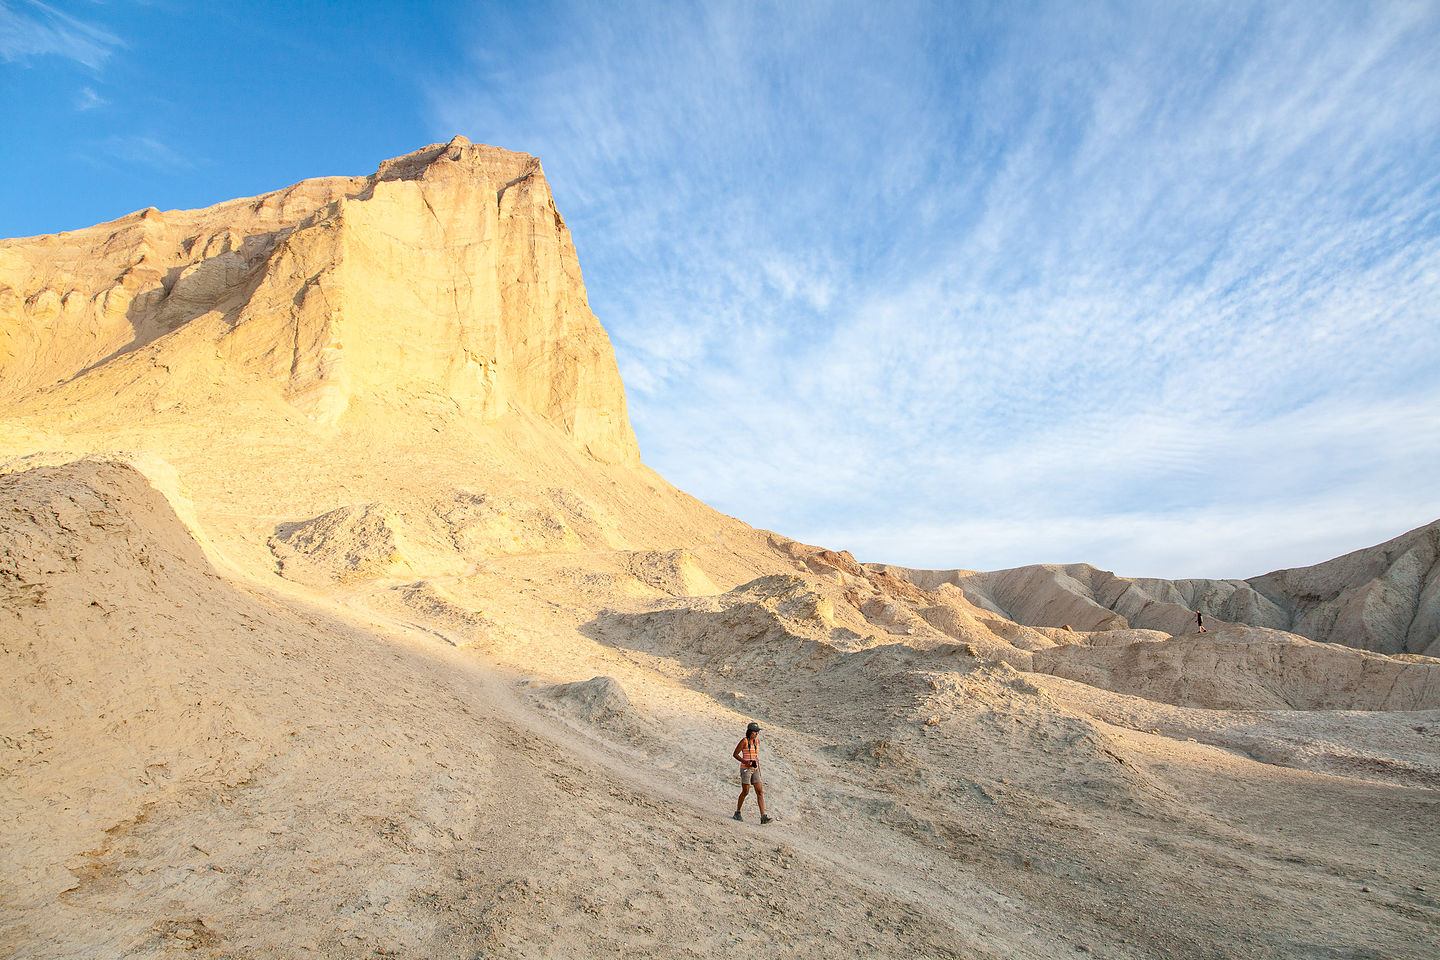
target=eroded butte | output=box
[3,138,1437,959]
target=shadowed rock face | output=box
[875,519,1440,655]
[0,136,638,464]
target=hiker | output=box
[732,722,772,824]
[1196,610,1206,633]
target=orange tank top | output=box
[739,740,758,765]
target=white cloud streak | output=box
[428,0,1440,577]
[75,84,104,109]
[0,0,121,68]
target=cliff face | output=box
[0,137,638,464]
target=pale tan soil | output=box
[4,455,1436,959]
[3,141,1438,959]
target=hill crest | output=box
[0,136,638,464]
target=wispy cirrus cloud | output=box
[0,0,122,68]
[97,134,193,171]
[429,0,1440,576]
[75,84,104,110]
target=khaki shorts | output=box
[740,766,761,785]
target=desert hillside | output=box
[3,141,1438,959]
[876,519,1440,657]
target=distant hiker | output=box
[1196,610,1206,633]
[733,722,772,824]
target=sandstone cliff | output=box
[0,136,637,464]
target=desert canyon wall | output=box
[0,136,636,464]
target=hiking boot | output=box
[732,811,743,821]
[760,815,773,824]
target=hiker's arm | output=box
[732,740,744,762]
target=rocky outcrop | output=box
[267,484,622,583]
[878,519,1440,655]
[0,137,638,464]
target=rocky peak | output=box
[0,139,639,465]
[373,135,540,188]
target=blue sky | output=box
[4,1,1439,578]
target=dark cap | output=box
[746,722,761,733]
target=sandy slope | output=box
[4,141,1440,959]
[6,457,1438,959]
[0,459,1082,958]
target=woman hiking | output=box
[732,722,772,823]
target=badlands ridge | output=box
[2,138,1438,959]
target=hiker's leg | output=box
[754,782,766,817]
[736,783,750,810]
